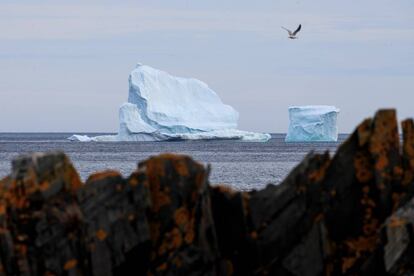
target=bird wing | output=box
[292,24,301,35]
[281,26,292,35]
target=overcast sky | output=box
[1,0,413,133]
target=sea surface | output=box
[0,133,348,191]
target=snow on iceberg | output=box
[69,63,270,142]
[285,105,339,142]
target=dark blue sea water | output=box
[0,133,348,191]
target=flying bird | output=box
[281,24,302,39]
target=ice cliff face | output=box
[127,64,239,132]
[70,64,270,142]
[285,106,339,142]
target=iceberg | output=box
[69,63,270,142]
[285,105,339,142]
[67,135,94,142]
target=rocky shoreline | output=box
[0,109,414,275]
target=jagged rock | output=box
[209,186,257,275]
[248,152,331,275]
[138,154,222,275]
[0,153,153,275]
[0,152,82,274]
[0,109,414,275]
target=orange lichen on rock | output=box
[170,227,183,249]
[214,185,237,197]
[63,259,78,270]
[341,257,357,274]
[357,118,373,146]
[86,170,122,183]
[128,175,139,187]
[11,153,82,202]
[375,154,389,171]
[39,181,50,192]
[369,110,400,183]
[96,229,108,241]
[402,119,414,187]
[388,216,407,228]
[156,263,167,272]
[362,219,379,236]
[172,256,183,268]
[157,227,184,256]
[369,110,400,153]
[341,236,378,273]
[143,156,176,213]
[174,207,189,227]
[153,191,171,213]
[0,203,6,215]
[64,164,83,192]
[308,157,331,183]
[344,236,377,254]
[184,225,195,244]
[402,120,414,156]
[17,244,27,256]
[172,159,190,177]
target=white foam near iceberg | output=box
[69,63,270,142]
[285,105,339,142]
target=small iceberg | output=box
[69,64,270,142]
[285,105,339,142]
[67,135,94,142]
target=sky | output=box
[0,0,413,133]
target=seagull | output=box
[281,24,302,39]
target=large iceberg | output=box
[285,105,339,142]
[70,64,270,142]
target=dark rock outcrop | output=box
[1,109,414,275]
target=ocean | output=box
[0,133,347,191]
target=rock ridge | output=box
[2,109,414,275]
